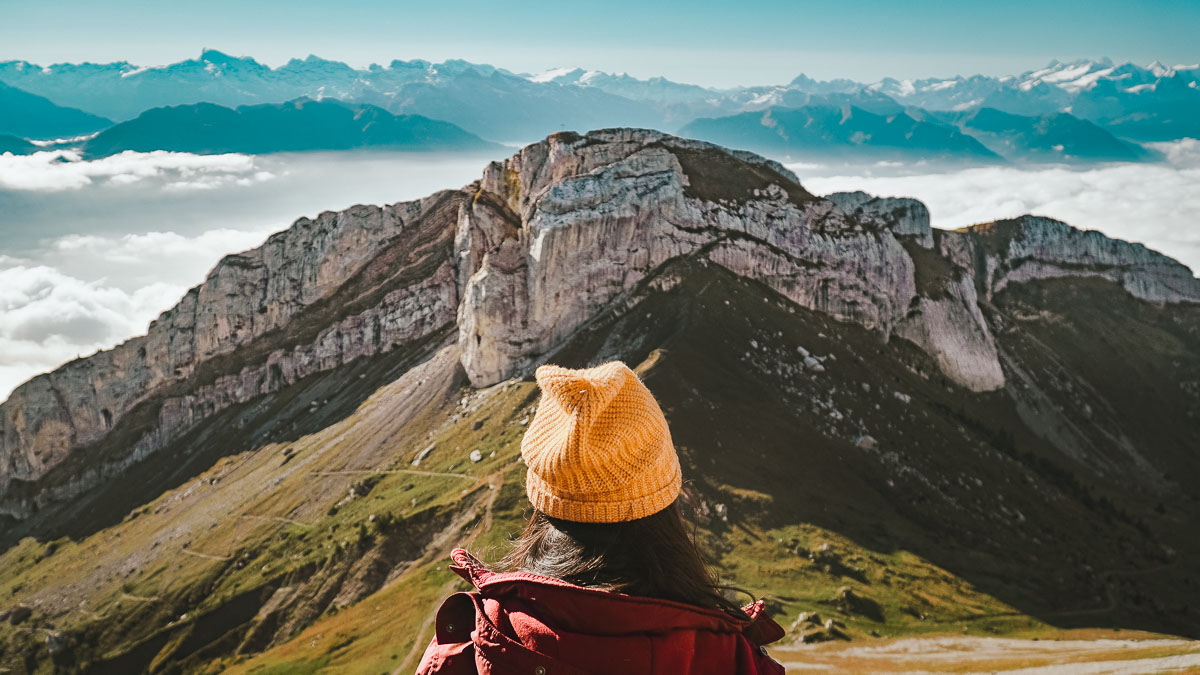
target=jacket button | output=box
[535,667,546,675]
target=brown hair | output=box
[494,498,746,614]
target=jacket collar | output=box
[449,548,785,645]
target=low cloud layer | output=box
[44,228,276,291]
[0,149,272,192]
[794,138,1200,274]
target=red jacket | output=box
[417,549,786,674]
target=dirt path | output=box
[181,548,232,561]
[394,471,504,674]
[310,469,477,481]
[772,634,1200,674]
[241,513,308,527]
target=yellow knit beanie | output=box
[521,361,682,523]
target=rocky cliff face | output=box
[0,193,465,518]
[3,128,1198,518]
[972,216,1200,304]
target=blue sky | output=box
[2,0,1198,86]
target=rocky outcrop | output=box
[966,215,1200,304]
[4,128,1199,517]
[826,191,934,249]
[457,129,918,386]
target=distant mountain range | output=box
[0,52,1195,162]
[679,102,1147,163]
[0,51,661,140]
[81,99,498,157]
[855,60,1200,142]
[534,58,1200,143]
[680,105,1003,163]
[930,108,1148,162]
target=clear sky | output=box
[2,0,1198,87]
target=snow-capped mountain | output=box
[1,53,1195,150]
[859,59,1198,110]
[526,58,1199,141]
[0,50,664,140]
[855,60,1200,139]
[529,66,716,102]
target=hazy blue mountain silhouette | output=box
[0,133,37,155]
[928,107,1149,162]
[679,105,1002,162]
[82,98,499,157]
[0,81,112,139]
[0,50,663,141]
[4,52,1196,153]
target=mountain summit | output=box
[1,130,1197,671]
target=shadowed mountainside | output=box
[0,81,112,140]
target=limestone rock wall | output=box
[975,215,1200,304]
[1,193,459,516]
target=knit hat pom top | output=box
[521,361,682,523]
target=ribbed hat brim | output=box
[525,459,682,523]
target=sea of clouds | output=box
[0,142,1197,401]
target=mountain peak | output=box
[279,54,355,73]
[529,66,586,83]
[199,48,239,63]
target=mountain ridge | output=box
[2,128,1196,524]
[0,80,112,140]
[80,98,498,156]
[678,104,1005,162]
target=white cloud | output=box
[0,149,270,192]
[1146,137,1200,167]
[794,139,1200,274]
[0,264,185,398]
[45,228,277,291]
[0,227,278,401]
